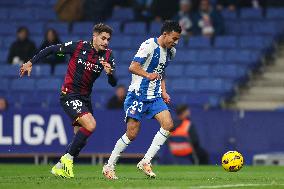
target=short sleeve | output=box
[133,41,153,65]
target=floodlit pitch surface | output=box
[1,164,284,189]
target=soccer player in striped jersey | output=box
[103,20,181,179]
[20,23,117,178]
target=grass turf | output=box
[0,164,284,189]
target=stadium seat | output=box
[187,37,211,49]
[45,23,69,35]
[111,8,134,21]
[211,65,246,79]
[0,0,21,6]
[214,36,237,48]
[124,22,146,35]
[198,78,224,93]
[0,79,9,92]
[175,50,197,62]
[115,65,130,77]
[149,22,162,34]
[93,78,114,92]
[252,21,278,35]
[0,50,8,63]
[117,77,131,86]
[11,78,35,91]
[221,10,237,20]
[109,36,132,49]
[36,78,61,91]
[170,78,196,92]
[9,9,36,21]
[54,64,67,77]
[0,9,8,20]
[34,9,57,21]
[240,8,263,19]
[185,65,209,77]
[120,50,137,62]
[32,64,51,77]
[0,22,17,35]
[198,50,224,63]
[239,36,271,50]
[224,22,240,35]
[0,65,20,77]
[165,65,184,77]
[23,0,48,6]
[72,22,93,35]
[224,50,254,63]
[266,8,284,19]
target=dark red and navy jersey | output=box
[31,40,117,96]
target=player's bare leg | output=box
[52,113,96,178]
[137,110,174,178]
[103,118,141,180]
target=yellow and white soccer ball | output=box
[222,151,244,172]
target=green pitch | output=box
[1,164,284,189]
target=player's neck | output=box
[91,40,100,52]
[157,36,166,49]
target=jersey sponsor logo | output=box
[64,41,72,46]
[78,58,102,73]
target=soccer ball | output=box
[221,151,244,172]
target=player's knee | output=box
[85,119,96,132]
[126,129,138,141]
[162,119,174,132]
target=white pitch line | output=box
[189,183,284,189]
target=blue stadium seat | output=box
[120,50,136,62]
[106,21,121,34]
[1,36,14,49]
[240,8,263,19]
[175,50,197,62]
[9,9,36,21]
[45,23,69,35]
[33,64,51,77]
[221,10,237,20]
[198,78,224,93]
[124,22,146,35]
[115,65,129,77]
[0,22,17,35]
[0,0,21,6]
[187,37,211,48]
[111,8,134,21]
[34,9,57,21]
[170,78,196,92]
[130,36,148,49]
[165,65,184,77]
[60,35,82,43]
[0,65,20,77]
[224,50,254,63]
[252,21,278,35]
[266,8,284,19]
[11,78,35,91]
[117,77,131,86]
[149,22,162,34]
[109,36,132,49]
[185,65,209,77]
[198,50,224,62]
[0,9,8,20]
[72,22,93,35]
[239,21,253,34]
[23,0,48,6]
[211,65,246,79]
[36,78,61,91]
[93,78,114,92]
[214,36,237,48]
[54,64,67,77]
[224,22,240,35]
[0,50,8,63]
[239,36,272,50]
[15,22,44,35]
[0,79,9,92]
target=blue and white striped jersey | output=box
[128,38,176,100]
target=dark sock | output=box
[66,127,92,157]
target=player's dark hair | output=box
[93,23,113,35]
[175,104,189,116]
[161,20,182,34]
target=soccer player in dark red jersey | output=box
[20,23,117,178]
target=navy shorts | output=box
[60,93,93,126]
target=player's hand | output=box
[20,61,33,77]
[162,92,171,104]
[146,73,161,81]
[101,61,113,75]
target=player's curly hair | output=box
[161,20,182,34]
[93,23,113,35]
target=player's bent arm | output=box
[30,45,61,64]
[161,78,167,94]
[129,61,149,77]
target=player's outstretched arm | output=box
[129,61,161,81]
[19,45,61,77]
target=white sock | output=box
[64,153,74,161]
[144,128,170,162]
[55,162,62,169]
[107,133,131,166]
